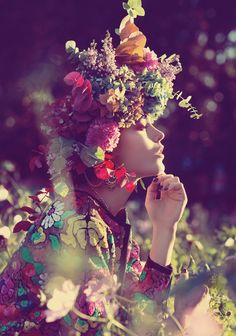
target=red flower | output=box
[23,263,36,277]
[125,181,136,192]
[73,80,93,114]
[64,71,84,87]
[114,166,127,181]
[64,72,94,119]
[94,166,110,180]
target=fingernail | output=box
[152,177,158,183]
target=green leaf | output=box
[61,210,76,220]
[54,180,69,197]
[63,314,73,326]
[129,0,142,8]
[31,232,42,242]
[89,255,108,269]
[34,262,44,274]
[122,2,130,10]
[20,247,34,263]
[179,99,191,108]
[53,220,64,229]
[135,7,145,16]
[139,178,146,190]
[49,234,61,251]
[65,40,76,53]
[115,28,120,36]
[80,146,105,167]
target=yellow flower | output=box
[99,88,124,114]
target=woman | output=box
[0,1,206,335]
[0,118,209,336]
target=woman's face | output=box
[112,117,165,178]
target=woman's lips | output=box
[154,153,164,157]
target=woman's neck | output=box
[76,178,139,217]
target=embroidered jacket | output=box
[0,190,173,336]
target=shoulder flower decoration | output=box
[41,200,64,229]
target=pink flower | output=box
[85,118,121,152]
[143,48,159,70]
[84,274,120,303]
[131,47,159,72]
[84,274,120,317]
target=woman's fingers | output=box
[158,176,180,190]
[168,182,184,191]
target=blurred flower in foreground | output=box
[84,274,121,316]
[184,310,223,336]
[84,274,120,302]
[174,271,223,336]
[45,279,80,323]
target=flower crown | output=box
[41,0,202,194]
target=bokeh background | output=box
[1,2,236,333]
[0,0,236,229]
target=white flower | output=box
[41,200,64,229]
[84,274,120,303]
[45,279,80,323]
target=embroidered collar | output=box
[75,189,131,227]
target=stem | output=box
[168,313,186,336]
[72,307,107,323]
[111,318,139,336]
[115,294,137,305]
[72,303,139,336]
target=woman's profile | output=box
[0,1,207,335]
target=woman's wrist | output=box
[150,226,177,266]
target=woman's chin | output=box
[153,161,165,175]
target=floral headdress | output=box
[41,0,202,194]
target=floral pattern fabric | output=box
[0,190,172,336]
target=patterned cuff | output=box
[146,254,173,276]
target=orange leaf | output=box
[119,16,139,42]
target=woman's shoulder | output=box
[25,190,110,248]
[38,190,106,228]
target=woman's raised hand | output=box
[144,173,188,233]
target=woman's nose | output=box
[150,125,165,142]
[156,129,165,141]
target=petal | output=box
[64,72,84,87]
[48,216,55,228]
[52,214,61,222]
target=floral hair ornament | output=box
[41,0,202,196]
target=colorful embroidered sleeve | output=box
[120,237,173,335]
[123,236,173,304]
[0,195,117,336]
